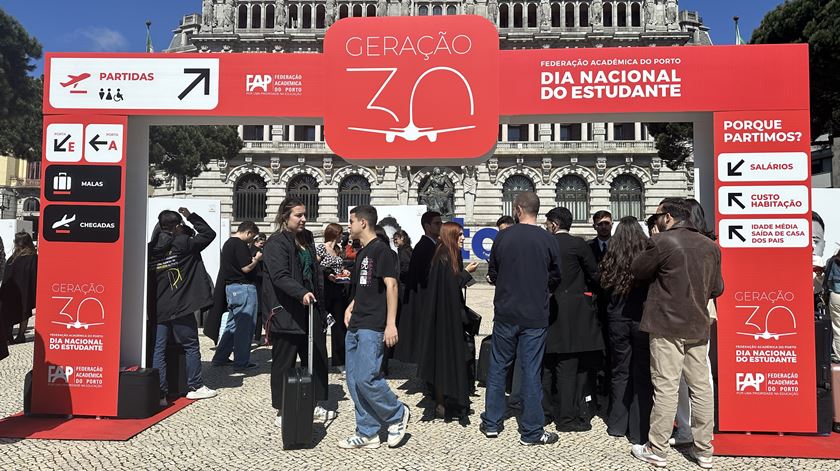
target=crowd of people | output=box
[143,192,728,464]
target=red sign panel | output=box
[319,16,497,161]
[499,44,810,116]
[33,115,127,416]
[714,110,815,432]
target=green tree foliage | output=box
[0,8,43,160]
[149,125,243,184]
[647,122,693,169]
[751,0,840,138]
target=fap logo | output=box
[323,16,499,163]
[736,372,765,392]
[48,365,75,384]
[246,74,272,93]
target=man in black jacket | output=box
[542,207,602,432]
[149,208,218,404]
[394,210,441,363]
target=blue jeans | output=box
[480,320,547,442]
[153,314,203,396]
[345,329,404,438]
[212,284,258,367]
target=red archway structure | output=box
[36,16,815,442]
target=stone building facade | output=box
[157,0,711,239]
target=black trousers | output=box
[606,318,652,444]
[324,280,348,367]
[542,351,599,425]
[270,329,329,412]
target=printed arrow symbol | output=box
[53,135,71,152]
[178,68,210,101]
[88,134,107,152]
[729,225,746,242]
[727,192,745,210]
[727,159,745,177]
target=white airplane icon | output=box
[736,330,797,341]
[52,214,76,230]
[52,320,105,330]
[348,123,476,143]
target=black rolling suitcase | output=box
[814,306,833,435]
[282,303,315,449]
[118,368,160,419]
[476,335,493,386]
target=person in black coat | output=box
[1,232,37,344]
[148,208,218,402]
[599,216,652,444]
[262,197,335,428]
[588,209,614,418]
[542,207,603,432]
[416,222,478,420]
[394,210,441,363]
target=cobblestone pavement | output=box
[0,285,835,470]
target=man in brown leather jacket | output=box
[629,197,723,469]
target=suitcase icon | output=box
[53,172,71,191]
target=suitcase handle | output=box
[307,302,314,376]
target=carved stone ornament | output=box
[323,156,334,184]
[541,157,552,184]
[270,156,282,183]
[375,166,386,184]
[650,156,662,183]
[218,158,229,182]
[487,157,499,184]
[596,156,607,184]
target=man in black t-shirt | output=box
[337,205,410,450]
[212,221,262,368]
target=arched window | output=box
[610,174,644,219]
[631,2,641,27]
[338,175,372,221]
[266,5,276,28]
[565,3,574,27]
[527,3,537,27]
[555,175,589,223]
[352,4,363,17]
[499,4,509,27]
[367,4,377,16]
[513,4,523,28]
[579,3,589,27]
[234,174,267,221]
[617,3,627,27]
[238,4,248,29]
[289,4,298,27]
[316,5,326,28]
[339,4,349,19]
[287,174,320,221]
[252,5,262,28]
[302,5,312,28]
[551,3,561,27]
[502,175,535,217]
[22,198,40,212]
[604,3,613,26]
[447,5,457,15]
[419,5,429,15]
[433,5,443,15]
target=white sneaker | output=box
[186,386,218,400]
[688,448,713,469]
[631,443,667,468]
[314,405,337,422]
[275,415,283,428]
[386,404,410,448]
[337,434,381,449]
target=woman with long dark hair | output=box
[416,222,478,420]
[1,232,38,344]
[261,197,335,428]
[600,217,652,444]
[317,223,350,369]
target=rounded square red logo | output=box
[324,16,499,163]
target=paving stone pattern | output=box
[0,285,833,470]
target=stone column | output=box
[538,123,552,142]
[528,124,536,141]
[634,122,642,141]
[554,123,561,141]
[263,125,270,141]
[593,122,606,141]
[289,124,296,141]
[607,122,615,141]
[501,124,509,142]
[315,125,322,141]
[271,125,285,142]
[237,125,244,139]
[581,122,589,140]
[574,3,580,27]
[311,3,317,27]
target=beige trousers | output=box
[829,292,840,362]
[648,334,714,459]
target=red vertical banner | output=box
[714,110,815,432]
[33,115,127,416]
